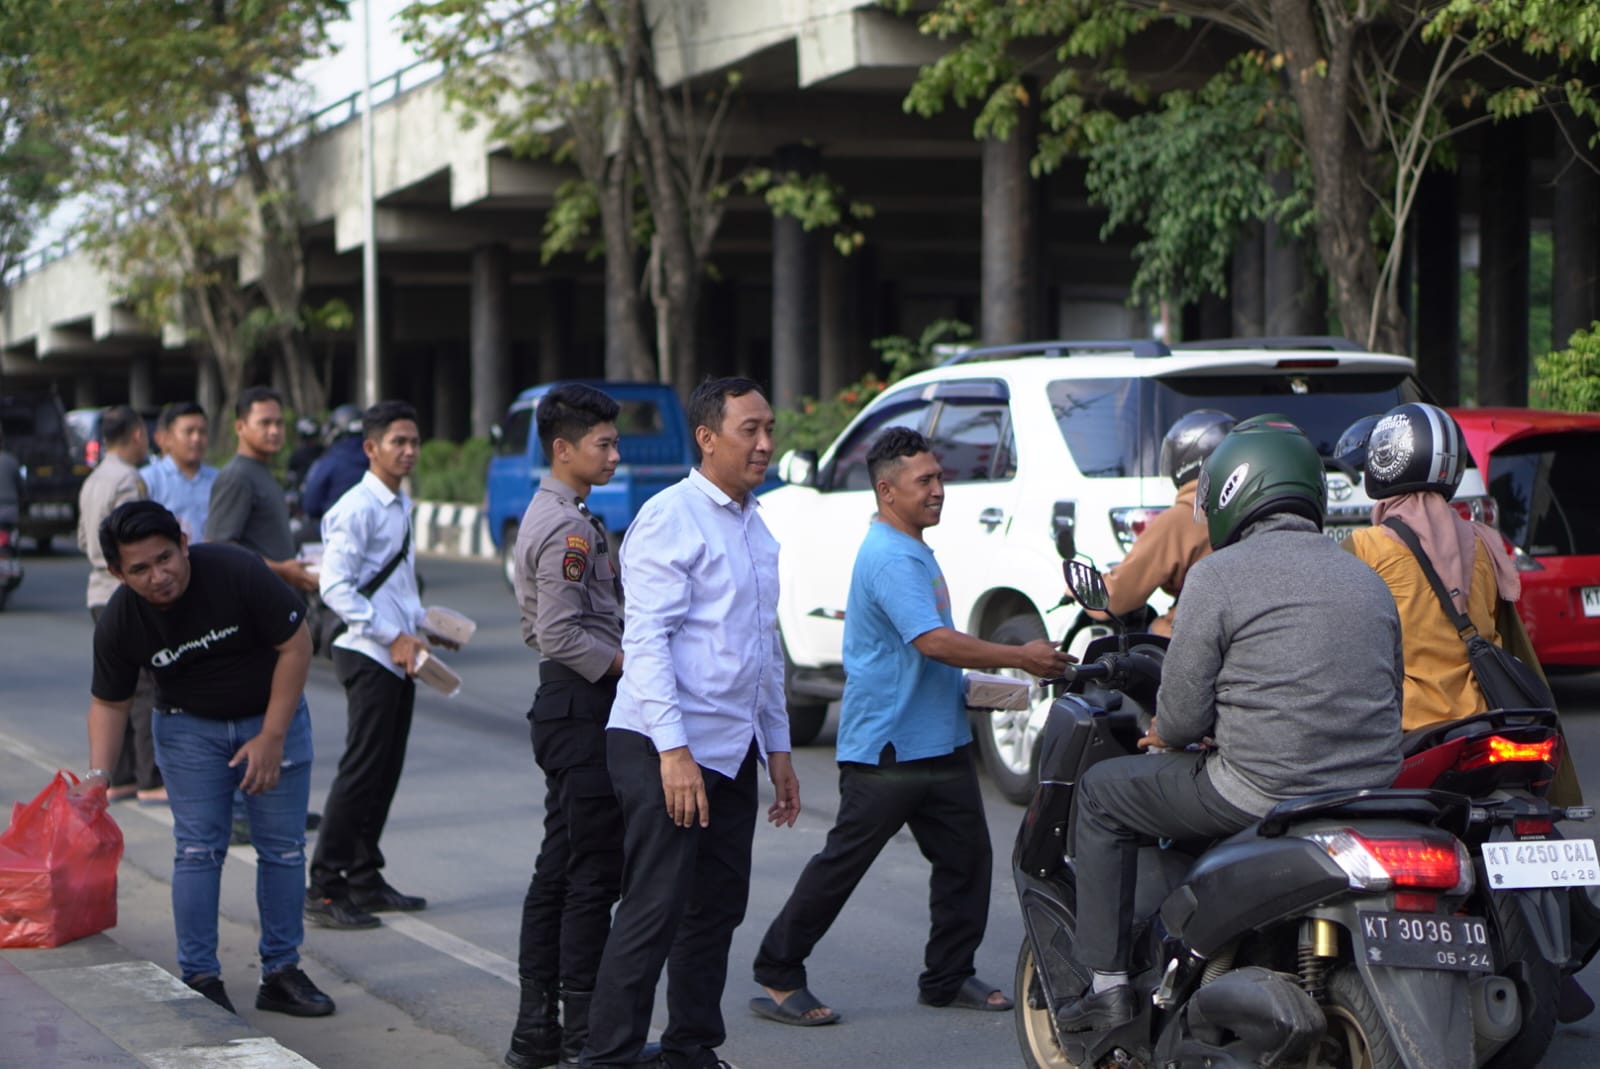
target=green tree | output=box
[1533,324,1600,413]
[895,0,1600,355]
[0,0,63,279]
[33,0,341,412]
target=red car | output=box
[1450,407,1600,668]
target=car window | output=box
[498,408,532,457]
[1047,373,1426,478]
[1487,431,1600,557]
[824,393,932,492]
[928,400,1015,483]
[615,400,662,436]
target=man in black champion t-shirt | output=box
[85,500,336,1018]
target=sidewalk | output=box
[0,934,319,1069]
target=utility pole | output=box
[360,0,381,406]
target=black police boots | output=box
[505,976,560,1069]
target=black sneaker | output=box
[256,965,336,1017]
[1055,983,1136,1033]
[187,974,236,1014]
[304,895,381,930]
[349,882,427,913]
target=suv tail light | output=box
[1306,829,1471,893]
[1109,507,1166,552]
[84,439,101,467]
[1458,734,1561,772]
[1451,494,1498,529]
[0,528,9,548]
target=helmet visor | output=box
[1194,465,1211,522]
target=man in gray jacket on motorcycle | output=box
[1057,415,1404,1033]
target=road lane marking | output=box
[0,728,521,988]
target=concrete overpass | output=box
[2,0,1590,433]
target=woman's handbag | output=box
[1382,518,1556,712]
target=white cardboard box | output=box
[414,650,462,697]
[422,606,476,648]
[964,672,1032,711]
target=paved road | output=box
[3,550,1599,1068]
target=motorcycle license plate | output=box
[1355,912,1494,972]
[1482,838,1600,888]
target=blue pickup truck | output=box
[486,381,694,585]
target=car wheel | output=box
[975,613,1051,805]
[783,645,830,747]
[501,522,518,590]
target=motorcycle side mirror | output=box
[1063,558,1110,613]
[489,424,504,446]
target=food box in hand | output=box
[422,606,476,647]
[413,650,462,697]
[964,672,1032,711]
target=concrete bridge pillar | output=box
[1553,121,1600,351]
[471,243,512,438]
[772,143,821,411]
[981,102,1038,345]
[818,246,858,397]
[1264,174,1325,336]
[1415,168,1461,404]
[1478,121,1531,405]
[197,355,222,425]
[129,353,157,411]
[1231,223,1266,337]
[535,278,575,383]
[432,345,469,441]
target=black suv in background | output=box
[0,389,88,550]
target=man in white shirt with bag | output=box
[304,400,434,930]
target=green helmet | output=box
[1194,414,1326,549]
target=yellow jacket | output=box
[1346,525,1500,731]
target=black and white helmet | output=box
[1362,402,1467,500]
[1159,409,1237,489]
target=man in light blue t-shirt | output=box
[751,428,1066,1027]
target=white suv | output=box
[760,338,1493,803]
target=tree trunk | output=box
[600,155,652,381]
[1270,0,1407,354]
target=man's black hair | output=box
[100,405,142,447]
[686,376,764,463]
[536,384,621,457]
[234,385,282,420]
[362,400,419,441]
[159,401,206,431]
[866,427,933,486]
[99,500,183,570]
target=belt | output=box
[539,660,617,689]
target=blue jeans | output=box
[151,699,314,982]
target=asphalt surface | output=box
[2,548,1599,1068]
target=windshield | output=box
[1049,372,1429,478]
[1486,431,1600,557]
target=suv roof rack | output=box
[1170,335,1366,352]
[941,338,1172,366]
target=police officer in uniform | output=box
[506,384,631,1069]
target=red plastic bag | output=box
[0,770,124,948]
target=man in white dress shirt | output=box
[580,377,801,1069]
[303,400,432,930]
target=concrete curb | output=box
[411,501,495,561]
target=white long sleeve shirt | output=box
[319,471,424,677]
[610,468,790,776]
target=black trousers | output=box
[91,605,161,791]
[518,663,624,992]
[582,730,758,1069]
[308,648,416,898]
[753,743,992,1002]
[1072,751,1254,973]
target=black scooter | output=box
[1012,560,1522,1069]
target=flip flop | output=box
[919,976,1013,1012]
[750,987,841,1027]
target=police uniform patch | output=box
[566,534,591,553]
[563,549,588,582]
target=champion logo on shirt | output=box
[150,625,241,668]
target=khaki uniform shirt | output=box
[1103,482,1212,635]
[78,452,145,608]
[513,474,623,683]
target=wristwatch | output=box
[84,768,109,782]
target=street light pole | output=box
[360,0,381,406]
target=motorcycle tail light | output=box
[85,439,101,467]
[1109,507,1165,552]
[1458,734,1560,772]
[1307,829,1470,893]
[0,529,9,548]
[1515,817,1556,838]
[1392,891,1438,913]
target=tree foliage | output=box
[1533,323,1600,413]
[0,0,64,279]
[894,0,1600,355]
[31,0,341,413]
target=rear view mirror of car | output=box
[1052,500,1076,560]
[778,449,818,488]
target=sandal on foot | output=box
[919,976,1013,1012]
[750,987,841,1027]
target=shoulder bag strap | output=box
[1380,517,1476,641]
[356,522,410,600]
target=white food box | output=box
[964,672,1032,711]
[413,649,462,697]
[422,606,476,647]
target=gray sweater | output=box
[1157,513,1403,817]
